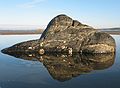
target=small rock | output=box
[39,49,45,55]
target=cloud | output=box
[18,0,45,8]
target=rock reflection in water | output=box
[1,51,115,82]
[41,53,115,81]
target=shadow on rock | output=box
[1,50,115,82]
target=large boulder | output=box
[1,14,115,54]
[39,14,115,53]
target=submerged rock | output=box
[1,14,115,54]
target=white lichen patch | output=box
[63,59,66,62]
[68,48,72,54]
[61,55,65,58]
[61,45,66,49]
[63,41,66,43]
[39,56,44,62]
[28,47,33,49]
[40,42,44,47]
[28,54,32,57]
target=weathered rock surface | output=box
[81,32,115,53]
[39,14,115,53]
[1,14,115,54]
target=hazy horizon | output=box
[0,24,120,30]
[0,24,45,30]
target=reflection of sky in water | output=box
[0,34,120,88]
[111,35,120,73]
[0,35,40,49]
[0,35,49,85]
[113,35,120,51]
[112,35,120,58]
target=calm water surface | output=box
[0,34,120,88]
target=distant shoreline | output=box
[0,29,44,35]
[97,29,120,35]
[0,29,120,35]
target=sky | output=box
[0,0,120,29]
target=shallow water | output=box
[0,34,120,88]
